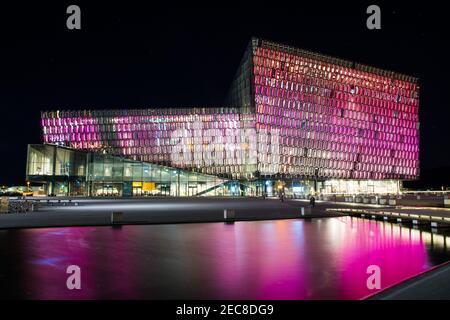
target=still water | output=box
[1,217,450,299]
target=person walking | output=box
[309,195,316,208]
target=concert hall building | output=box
[26,38,420,197]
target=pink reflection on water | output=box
[20,227,139,299]
[337,218,429,299]
[22,227,98,299]
[251,221,308,299]
[13,217,450,299]
[210,220,308,299]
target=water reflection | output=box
[0,217,449,299]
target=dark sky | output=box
[0,2,448,186]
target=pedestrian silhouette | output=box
[310,196,316,208]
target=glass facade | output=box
[34,38,420,196]
[26,144,231,197]
[249,39,420,180]
[41,108,258,180]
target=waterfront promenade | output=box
[0,197,341,229]
[1,197,450,230]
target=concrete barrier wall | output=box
[395,198,444,207]
[445,199,450,208]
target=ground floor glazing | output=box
[26,144,402,197]
[28,178,401,197]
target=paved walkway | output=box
[369,262,450,300]
[0,198,340,229]
[2,197,450,230]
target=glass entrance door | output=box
[133,187,143,196]
[188,185,198,196]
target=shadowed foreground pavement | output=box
[369,262,450,300]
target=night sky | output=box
[0,2,448,187]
